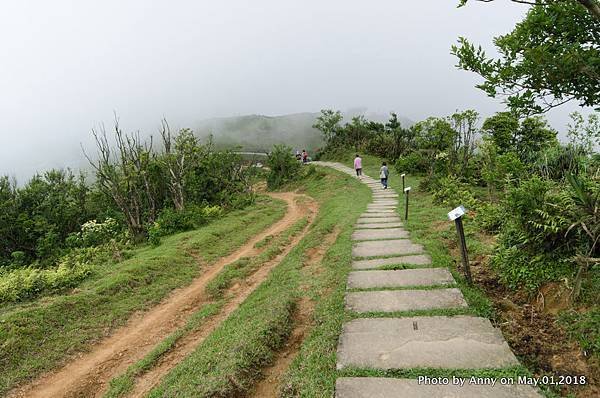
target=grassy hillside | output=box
[195,111,414,153]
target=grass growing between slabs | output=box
[357,154,495,319]
[0,196,286,396]
[147,166,371,397]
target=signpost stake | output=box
[448,205,472,285]
[404,187,411,221]
[401,173,406,193]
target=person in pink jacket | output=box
[354,154,362,177]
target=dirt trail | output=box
[10,192,314,398]
[249,229,340,398]
[127,195,318,398]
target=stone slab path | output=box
[347,269,455,288]
[352,228,409,241]
[313,162,542,398]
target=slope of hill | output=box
[195,110,414,152]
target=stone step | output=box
[352,228,408,241]
[347,268,455,288]
[345,288,467,313]
[336,316,519,370]
[352,240,423,258]
[335,378,543,398]
[367,205,397,209]
[360,212,398,218]
[355,222,405,229]
[352,255,431,269]
[357,217,403,224]
[371,202,398,207]
[364,209,396,214]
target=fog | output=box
[0,0,589,181]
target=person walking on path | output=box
[302,149,308,164]
[380,162,389,189]
[354,154,363,177]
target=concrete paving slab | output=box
[345,288,467,312]
[336,316,519,369]
[355,222,405,229]
[360,212,398,218]
[352,239,423,258]
[357,217,403,224]
[335,378,543,398]
[364,209,396,214]
[352,255,432,269]
[352,228,408,241]
[367,204,397,209]
[347,268,455,288]
[371,201,398,205]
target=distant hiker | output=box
[354,154,362,176]
[302,149,308,163]
[295,150,301,161]
[380,162,389,189]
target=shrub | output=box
[475,202,505,233]
[148,205,223,245]
[431,175,480,209]
[491,177,576,291]
[266,145,301,189]
[394,152,428,174]
[0,260,93,303]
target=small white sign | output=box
[448,205,466,221]
[401,173,406,177]
[404,186,411,192]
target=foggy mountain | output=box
[195,109,413,153]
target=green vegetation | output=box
[148,167,371,397]
[266,144,302,189]
[0,121,259,307]
[0,196,286,395]
[454,0,600,114]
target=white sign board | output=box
[448,205,466,221]
[404,186,411,193]
[401,173,406,178]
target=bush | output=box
[266,145,301,189]
[431,175,480,209]
[491,177,576,291]
[148,205,223,245]
[394,152,428,174]
[475,202,505,233]
[0,260,93,303]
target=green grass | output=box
[347,283,458,292]
[104,301,224,398]
[558,308,600,361]
[206,217,309,299]
[0,196,287,396]
[337,365,531,380]
[356,154,495,319]
[148,166,371,397]
[103,216,311,398]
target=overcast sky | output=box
[0,0,589,181]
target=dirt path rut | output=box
[10,192,314,398]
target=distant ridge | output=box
[195,110,413,152]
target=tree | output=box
[452,1,600,114]
[85,119,164,239]
[481,112,557,159]
[568,111,600,153]
[414,117,457,175]
[481,112,520,153]
[313,109,343,145]
[458,0,600,20]
[160,121,198,211]
[449,109,480,174]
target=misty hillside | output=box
[195,110,413,152]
